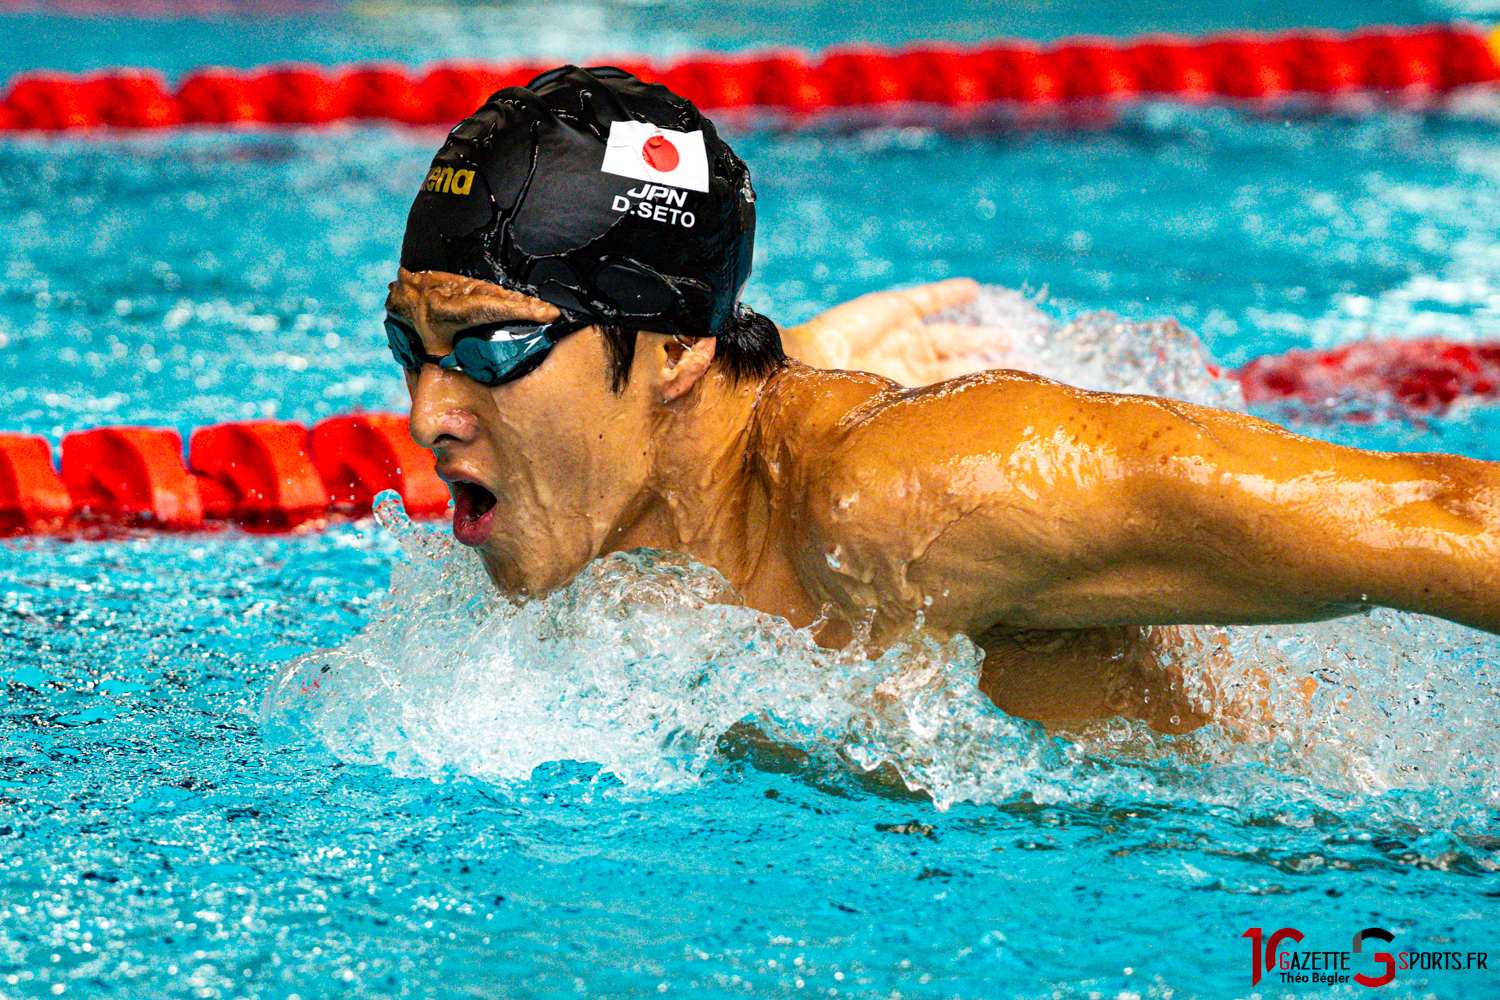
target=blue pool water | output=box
[5,3,1500,998]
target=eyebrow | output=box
[384,300,546,326]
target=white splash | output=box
[927,284,1246,411]
[261,501,1059,809]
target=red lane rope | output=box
[0,414,447,536]
[3,24,1498,131]
[2,339,1498,536]
[1237,339,1500,412]
[3,25,1498,534]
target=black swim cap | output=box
[400,65,756,340]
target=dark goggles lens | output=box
[384,316,586,387]
[385,319,429,371]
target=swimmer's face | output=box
[385,267,659,597]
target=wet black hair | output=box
[400,64,786,387]
[598,308,784,391]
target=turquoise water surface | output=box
[4,2,1500,998]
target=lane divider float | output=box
[1236,338,1500,412]
[3,338,1498,537]
[0,414,449,536]
[3,23,1499,132]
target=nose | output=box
[407,365,482,452]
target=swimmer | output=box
[384,66,1500,733]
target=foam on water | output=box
[261,287,1500,834]
[261,508,1062,809]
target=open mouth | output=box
[450,479,499,546]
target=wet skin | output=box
[387,268,1500,733]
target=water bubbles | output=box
[261,515,1059,808]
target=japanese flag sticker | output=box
[601,120,710,193]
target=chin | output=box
[477,546,578,600]
[477,548,528,597]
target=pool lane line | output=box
[1,23,1498,132]
[0,414,447,536]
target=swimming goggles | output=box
[384,314,590,386]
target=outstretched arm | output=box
[781,279,1005,385]
[805,370,1500,638]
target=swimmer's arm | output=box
[780,279,1007,386]
[811,372,1500,637]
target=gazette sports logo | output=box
[600,120,710,192]
[1241,926,1490,988]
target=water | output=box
[6,2,1500,997]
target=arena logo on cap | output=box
[601,120,710,193]
[423,166,475,196]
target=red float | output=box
[1431,27,1500,89]
[1049,43,1138,101]
[978,45,1062,103]
[85,70,179,129]
[0,435,73,536]
[662,57,752,111]
[1356,29,1443,94]
[339,65,433,125]
[188,421,331,529]
[1203,39,1292,100]
[60,427,204,529]
[4,74,99,130]
[897,49,988,106]
[745,55,826,112]
[818,49,910,106]
[175,67,266,124]
[415,64,509,125]
[1275,36,1363,95]
[1130,40,1216,97]
[603,61,658,87]
[308,414,450,517]
[251,66,343,125]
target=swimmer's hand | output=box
[781,278,1010,386]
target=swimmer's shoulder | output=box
[752,362,1064,526]
[755,361,1056,444]
[754,361,894,438]
[753,365,1066,627]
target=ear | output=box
[655,335,718,403]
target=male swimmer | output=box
[384,66,1500,733]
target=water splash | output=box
[262,288,1500,832]
[928,284,1245,411]
[262,495,1060,808]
